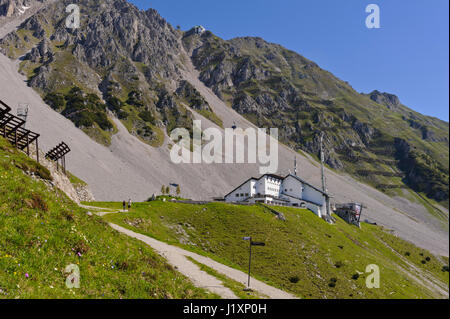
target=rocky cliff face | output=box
[367,90,401,110]
[0,0,220,146]
[0,0,448,205]
[0,0,44,17]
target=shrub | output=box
[106,96,124,113]
[63,211,75,221]
[405,252,411,256]
[44,92,65,110]
[118,110,129,120]
[289,276,300,284]
[329,278,337,287]
[74,240,90,255]
[352,273,360,280]
[442,265,449,272]
[139,111,155,124]
[29,193,48,212]
[335,261,344,268]
[425,257,431,262]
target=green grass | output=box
[0,137,217,299]
[197,110,224,128]
[67,172,87,187]
[93,201,449,299]
[82,124,114,147]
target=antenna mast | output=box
[320,132,326,192]
[294,156,297,176]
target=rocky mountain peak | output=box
[368,90,401,110]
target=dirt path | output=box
[101,218,297,299]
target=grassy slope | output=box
[93,201,449,299]
[0,137,216,299]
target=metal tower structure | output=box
[320,132,326,192]
[294,156,297,176]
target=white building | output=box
[224,174,331,219]
[193,25,206,35]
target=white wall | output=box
[281,175,303,199]
[302,185,325,207]
[264,176,282,197]
[306,203,322,218]
[252,176,282,197]
[225,179,254,202]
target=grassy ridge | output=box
[96,200,449,299]
[0,137,216,299]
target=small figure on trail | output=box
[122,200,126,212]
[128,199,132,211]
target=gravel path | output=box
[106,222,297,299]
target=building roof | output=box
[264,174,285,180]
[224,173,286,198]
[224,173,331,199]
[224,177,258,198]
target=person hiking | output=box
[122,200,126,212]
[128,199,132,211]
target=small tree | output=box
[161,185,166,195]
[176,185,181,196]
[165,186,170,195]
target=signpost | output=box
[243,237,265,290]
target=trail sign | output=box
[242,236,266,289]
[251,242,266,246]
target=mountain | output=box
[0,0,448,256]
[0,135,214,298]
[0,0,447,207]
[184,34,449,205]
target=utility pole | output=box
[320,132,326,192]
[294,156,297,176]
[320,132,332,222]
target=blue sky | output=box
[131,0,449,121]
